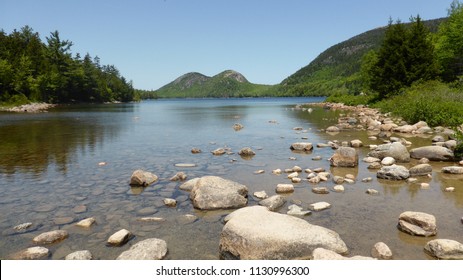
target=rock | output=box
[393,124,417,133]
[290,142,313,152]
[420,183,430,189]
[415,126,433,134]
[309,201,331,211]
[381,157,395,166]
[117,238,168,260]
[442,166,463,174]
[333,185,345,192]
[65,250,93,260]
[238,147,255,157]
[258,195,286,211]
[190,176,248,210]
[362,177,373,183]
[292,166,303,172]
[76,217,96,228]
[432,135,446,142]
[191,148,202,154]
[377,164,410,180]
[253,170,265,174]
[371,242,392,259]
[366,189,379,195]
[179,178,200,191]
[170,172,187,181]
[410,146,454,161]
[276,184,294,193]
[4,222,38,236]
[367,142,410,162]
[414,121,428,129]
[33,230,68,244]
[13,246,50,260]
[287,204,311,216]
[312,248,374,260]
[212,148,226,155]
[233,123,244,131]
[368,162,382,169]
[174,163,197,168]
[409,164,433,176]
[107,229,132,246]
[332,176,344,184]
[363,156,381,163]
[419,158,430,164]
[326,126,340,133]
[163,198,177,207]
[14,222,33,231]
[137,217,165,222]
[381,123,397,131]
[130,170,158,186]
[350,139,363,148]
[460,160,463,166]
[287,172,299,179]
[73,205,87,214]
[308,176,321,184]
[253,191,268,199]
[329,147,358,167]
[424,239,463,260]
[219,206,348,259]
[272,169,282,175]
[313,167,325,173]
[312,187,329,194]
[398,211,437,237]
[291,177,302,183]
[312,155,322,161]
[444,140,457,150]
[445,187,455,192]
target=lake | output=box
[0,97,462,260]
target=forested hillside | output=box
[0,26,138,105]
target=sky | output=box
[0,0,453,90]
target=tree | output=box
[436,0,463,82]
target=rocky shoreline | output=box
[0,103,55,113]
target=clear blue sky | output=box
[0,0,453,90]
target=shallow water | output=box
[0,97,462,260]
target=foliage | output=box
[373,81,463,127]
[435,0,463,82]
[0,26,136,105]
[454,128,463,160]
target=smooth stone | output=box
[107,229,132,246]
[272,169,282,175]
[362,177,373,183]
[190,176,248,210]
[350,139,363,148]
[312,187,329,194]
[233,123,244,131]
[238,147,256,156]
[409,146,454,161]
[409,164,433,176]
[363,156,381,163]
[332,176,344,184]
[366,189,379,195]
[312,248,374,260]
[65,250,93,260]
[398,211,437,237]
[333,185,345,192]
[329,147,358,167]
[371,242,393,259]
[381,157,396,166]
[287,172,299,179]
[258,195,286,211]
[309,201,331,211]
[33,230,69,244]
[445,187,455,192]
[376,164,410,180]
[179,178,200,191]
[367,142,410,162]
[13,246,50,260]
[211,148,226,155]
[368,162,382,169]
[130,170,158,186]
[137,217,166,222]
[191,148,202,154]
[287,204,311,216]
[253,191,268,199]
[424,239,463,260]
[253,170,265,174]
[290,142,313,151]
[442,166,463,174]
[117,238,168,260]
[291,177,302,183]
[170,171,187,181]
[220,206,348,259]
[163,198,177,207]
[420,183,430,189]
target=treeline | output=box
[0,26,138,104]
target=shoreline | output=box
[0,103,56,113]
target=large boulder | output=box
[409,164,433,176]
[398,211,437,237]
[258,195,286,211]
[117,238,168,260]
[367,142,410,162]
[377,165,410,180]
[409,146,454,161]
[190,176,248,210]
[130,170,158,186]
[424,239,463,260]
[219,206,348,259]
[290,142,313,152]
[442,166,463,174]
[329,147,358,167]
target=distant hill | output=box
[155,70,275,98]
[278,18,446,96]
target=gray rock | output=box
[424,239,463,260]
[253,191,268,199]
[398,211,437,237]
[130,170,158,186]
[190,176,248,210]
[287,204,311,216]
[409,164,433,176]
[276,183,294,193]
[238,147,256,157]
[258,195,286,211]
[13,246,50,260]
[211,148,226,155]
[170,172,187,181]
[117,238,168,260]
[432,135,446,142]
[32,230,68,245]
[329,147,358,167]
[381,156,396,166]
[309,202,331,211]
[163,198,177,207]
[107,229,132,246]
[312,187,330,194]
[179,178,200,191]
[220,206,348,259]
[377,164,410,180]
[290,142,313,152]
[312,248,374,260]
[367,142,410,162]
[326,126,340,133]
[393,124,417,133]
[410,146,454,161]
[442,166,463,174]
[350,139,363,148]
[76,217,96,228]
[366,189,379,195]
[233,123,244,131]
[371,242,393,259]
[444,140,457,150]
[65,250,93,260]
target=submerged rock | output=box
[409,164,433,176]
[117,238,168,260]
[130,170,158,186]
[219,206,348,259]
[290,142,313,152]
[190,176,248,210]
[287,204,311,216]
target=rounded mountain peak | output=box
[216,70,248,83]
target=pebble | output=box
[276,184,295,193]
[333,185,345,192]
[291,177,302,183]
[174,163,197,168]
[287,204,311,216]
[366,189,379,195]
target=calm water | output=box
[0,97,462,260]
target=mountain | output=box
[278,18,445,96]
[155,70,274,98]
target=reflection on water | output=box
[0,98,462,260]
